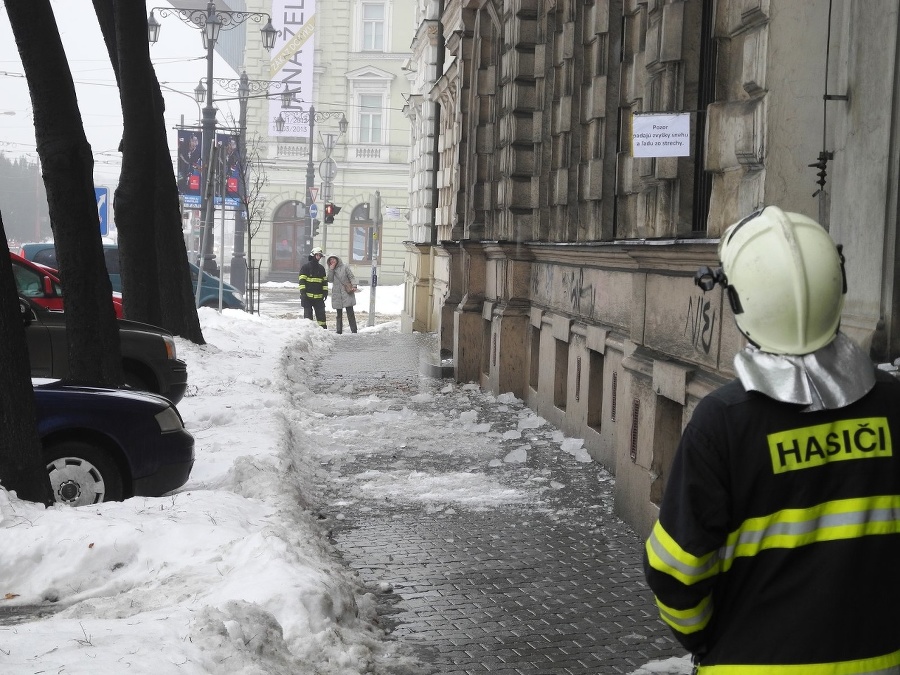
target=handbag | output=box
[344,281,357,293]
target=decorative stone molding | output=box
[740,0,770,30]
[659,1,684,63]
[652,359,694,405]
[552,314,572,342]
[705,99,765,171]
[742,28,767,96]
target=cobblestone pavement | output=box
[309,330,687,675]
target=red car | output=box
[10,252,123,318]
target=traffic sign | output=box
[308,203,318,219]
[95,187,109,236]
[319,157,337,181]
[308,186,319,203]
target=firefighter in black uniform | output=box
[644,206,900,674]
[298,246,328,328]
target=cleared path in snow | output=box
[303,329,689,675]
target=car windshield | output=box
[32,249,59,268]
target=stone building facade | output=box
[403,0,900,537]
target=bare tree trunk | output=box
[92,0,204,344]
[6,0,124,387]
[0,212,54,506]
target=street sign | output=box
[319,157,337,182]
[95,187,109,236]
[308,203,318,219]
[308,186,319,203]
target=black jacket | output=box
[298,255,327,301]
[645,370,900,672]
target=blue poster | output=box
[214,132,241,210]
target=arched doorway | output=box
[271,201,312,273]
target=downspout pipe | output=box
[430,1,446,246]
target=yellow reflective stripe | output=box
[698,647,900,674]
[655,594,712,635]
[646,520,720,586]
[720,495,900,572]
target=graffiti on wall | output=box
[531,263,553,302]
[683,293,716,354]
[562,267,596,315]
[530,264,598,316]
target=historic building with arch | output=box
[238,0,415,286]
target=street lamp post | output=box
[275,109,348,256]
[234,73,250,293]
[198,73,291,293]
[148,1,277,277]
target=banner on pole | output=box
[176,128,203,208]
[214,132,241,210]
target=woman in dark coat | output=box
[325,254,358,334]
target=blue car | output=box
[33,378,195,507]
[18,242,245,310]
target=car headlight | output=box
[162,334,177,360]
[155,406,184,433]
[231,291,244,305]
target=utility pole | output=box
[367,190,381,327]
[319,132,339,252]
[275,108,347,258]
[230,72,250,294]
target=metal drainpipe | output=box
[430,2,446,246]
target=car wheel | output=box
[44,442,124,506]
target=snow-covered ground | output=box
[0,284,691,674]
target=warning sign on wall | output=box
[632,113,692,158]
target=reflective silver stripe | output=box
[656,596,712,634]
[719,498,900,570]
[647,526,719,585]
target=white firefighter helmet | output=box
[310,246,324,256]
[717,206,846,355]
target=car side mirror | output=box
[42,276,55,296]
[19,297,34,327]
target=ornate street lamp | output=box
[273,108,348,255]
[148,1,277,278]
[197,73,293,294]
[273,108,348,202]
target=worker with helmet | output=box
[644,206,900,673]
[298,246,328,328]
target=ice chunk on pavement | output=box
[504,448,528,464]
